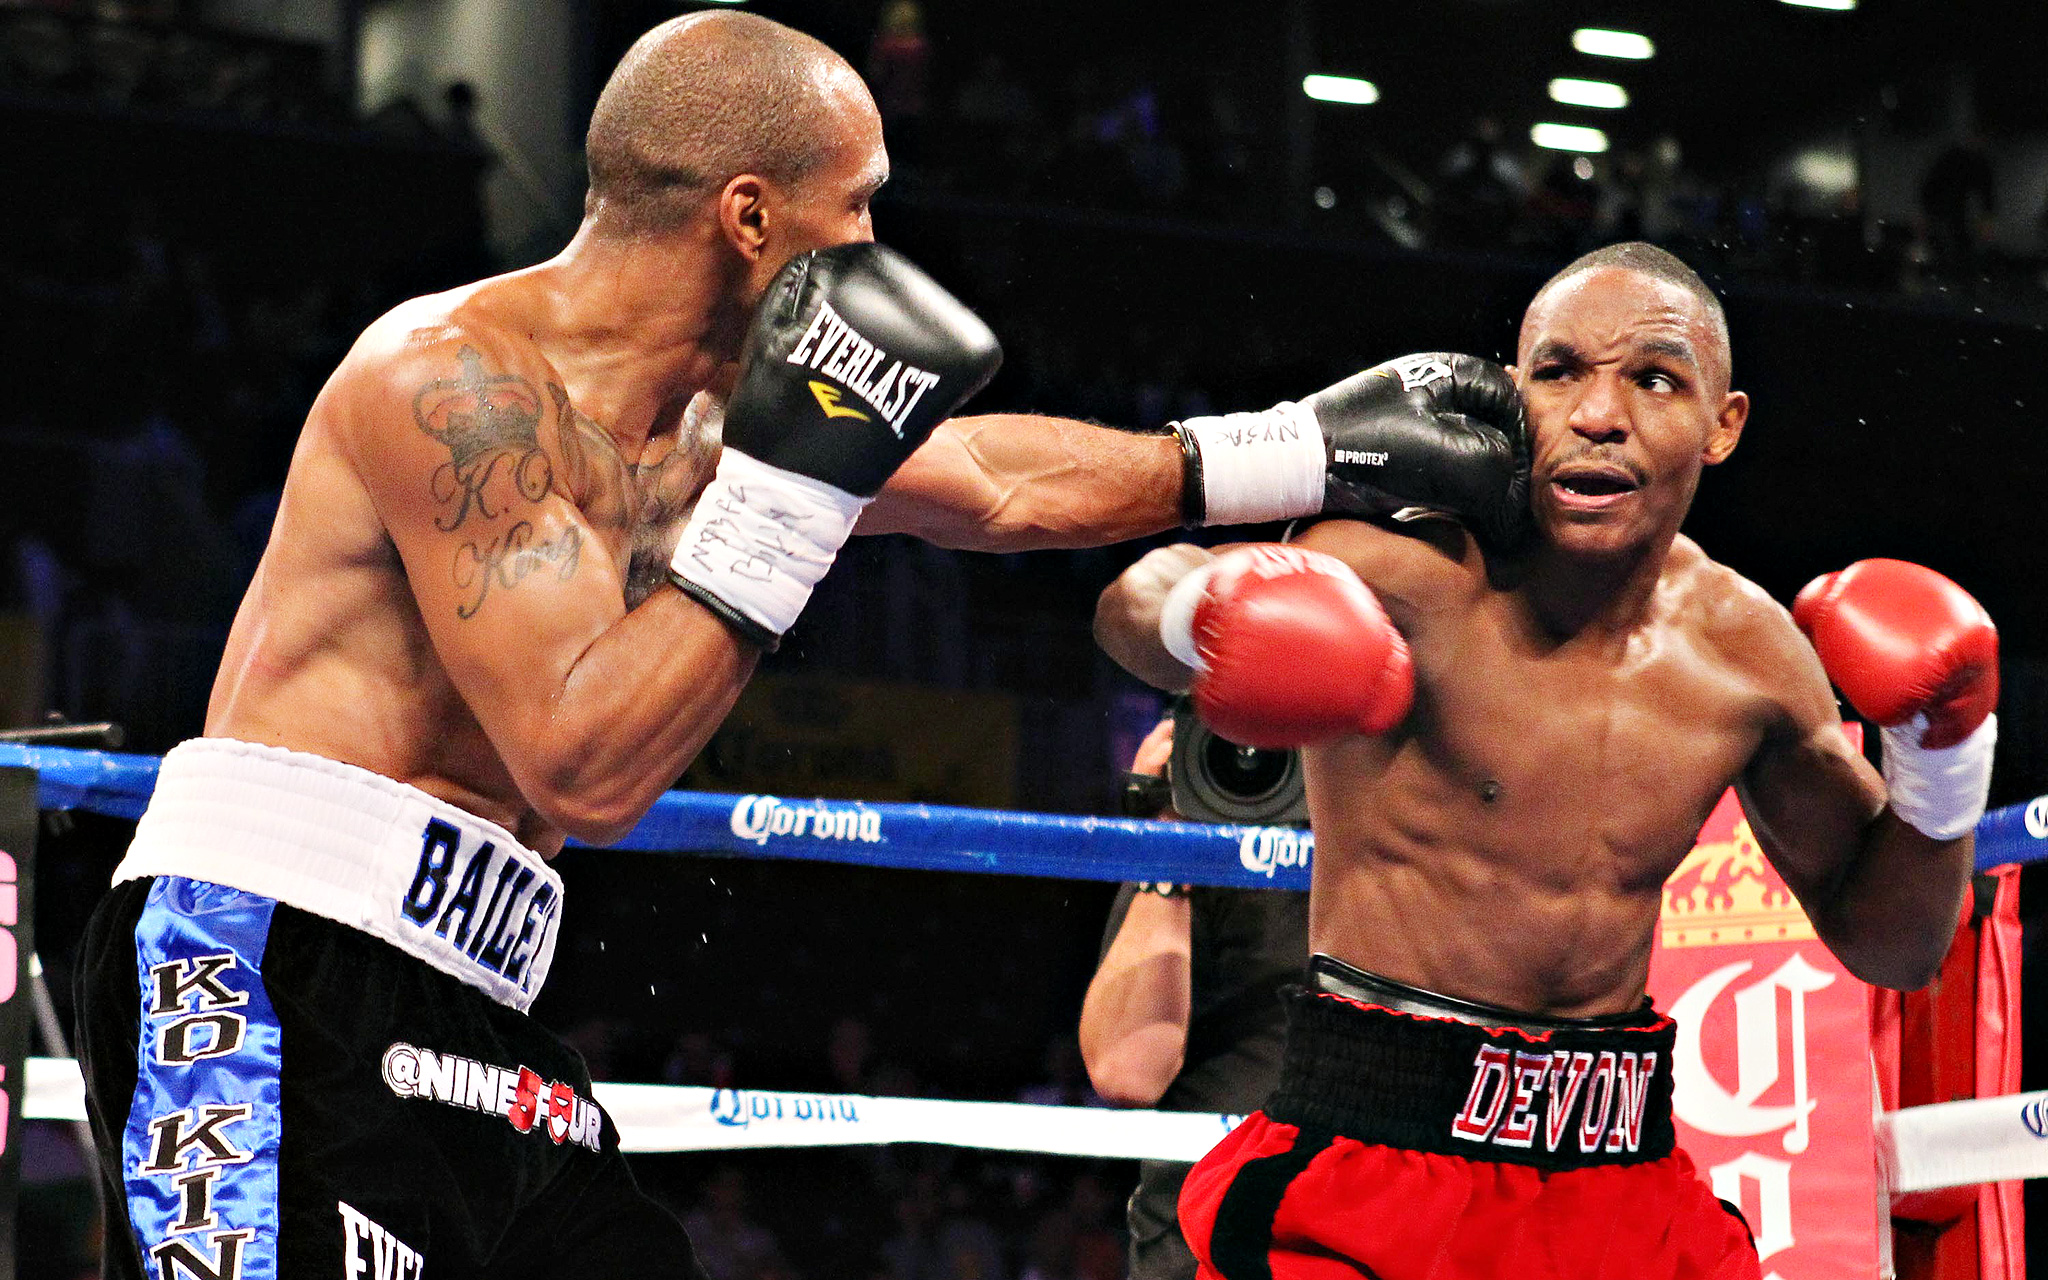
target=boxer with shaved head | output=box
[74,10,1541,1273]
[69,12,1455,1277]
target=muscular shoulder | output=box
[320,287,635,513]
[1289,516,1483,625]
[1667,539,1834,727]
[330,289,557,442]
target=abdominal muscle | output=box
[1301,739,1694,1020]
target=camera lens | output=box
[1167,700,1309,826]
[1202,737,1291,805]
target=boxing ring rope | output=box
[13,743,2041,879]
[5,742,2045,1196]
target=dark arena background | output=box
[5,0,2048,1277]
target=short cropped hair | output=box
[584,12,854,231]
[1535,241,1728,349]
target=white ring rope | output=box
[23,1055,2019,1189]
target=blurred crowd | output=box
[0,1,333,122]
[5,4,2048,1278]
[857,5,2040,305]
[0,193,461,747]
[571,1016,1123,1280]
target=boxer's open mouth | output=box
[1550,464,1642,509]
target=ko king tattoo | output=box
[414,346,554,532]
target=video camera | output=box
[1120,696,1308,827]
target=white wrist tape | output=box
[1158,561,1217,672]
[669,448,867,641]
[1881,713,1997,842]
[1181,402,1325,526]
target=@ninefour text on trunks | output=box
[381,1041,603,1151]
[784,300,942,437]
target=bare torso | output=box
[205,275,722,852]
[1296,520,1795,1017]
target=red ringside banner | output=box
[1647,773,1881,1280]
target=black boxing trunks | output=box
[73,738,707,1280]
[1177,956,1760,1280]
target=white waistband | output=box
[114,738,563,1013]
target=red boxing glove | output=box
[1793,558,1998,749]
[1160,545,1413,749]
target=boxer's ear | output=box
[1704,390,1748,466]
[716,174,770,261]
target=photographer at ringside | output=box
[1079,711,1309,1280]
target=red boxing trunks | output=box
[1178,958,1759,1280]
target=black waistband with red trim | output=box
[1263,957,1678,1170]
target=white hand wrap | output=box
[669,448,867,645]
[1880,713,1998,841]
[1158,561,1217,673]
[1179,402,1325,526]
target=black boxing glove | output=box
[1173,353,1530,553]
[669,243,1002,648]
[1311,353,1529,552]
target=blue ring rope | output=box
[2,742,2037,882]
[0,744,1313,889]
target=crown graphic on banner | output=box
[1660,815,1816,948]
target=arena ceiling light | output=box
[1780,0,1856,7]
[1571,29,1655,60]
[1531,122,1610,154]
[1302,75,1380,105]
[1549,78,1630,109]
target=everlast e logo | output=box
[399,819,558,989]
[339,1201,424,1280]
[1449,1044,1659,1155]
[783,299,942,438]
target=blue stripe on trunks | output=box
[122,877,284,1280]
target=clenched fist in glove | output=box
[1173,353,1529,553]
[1158,545,1413,750]
[1794,559,1998,841]
[669,243,1002,649]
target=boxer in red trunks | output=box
[1094,242,1998,1279]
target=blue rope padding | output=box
[0,745,162,821]
[3,742,2040,880]
[0,744,1313,889]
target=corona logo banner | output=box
[1648,778,1880,1280]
